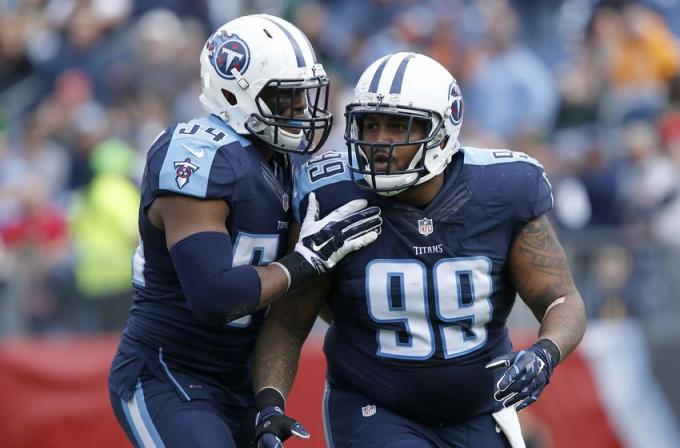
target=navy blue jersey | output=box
[112,114,294,400]
[293,148,553,425]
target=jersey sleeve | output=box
[504,154,554,222]
[463,147,554,222]
[532,169,554,219]
[145,119,250,204]
[292,151,353,223]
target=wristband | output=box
[256,387,286,412]
[272,252,318,292]
[532,338,562,373]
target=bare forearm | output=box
[253,320,304,397]
[253,275,329,397]
[509,216,587,361]
[537,292,586,361]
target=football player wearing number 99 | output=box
[107,14,382,448]
[252,52,586,448]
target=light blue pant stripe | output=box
[120,394,145,448]
[133,381,166,448]
[322,382,335,448]
[121,380,166,448]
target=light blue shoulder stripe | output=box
[322,382,336,448]
[462,146,544,169]
[293,150,352,222]
[159,115,249,197]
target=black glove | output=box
[485,339,561,412]
[253,388,309,448]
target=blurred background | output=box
[1,0,680,447]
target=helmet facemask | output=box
[244,76,332,154]
[345,104,447,196]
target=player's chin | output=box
[371,163,389,173]
[371,162,406,173]
[281,126,302,135]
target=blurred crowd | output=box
[1,0,680,338]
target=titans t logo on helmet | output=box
[206,30,250,80]
[449,82,463,125]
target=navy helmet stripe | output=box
[262,17,306,67]
[389,54,415,94]
[368,54,393,93]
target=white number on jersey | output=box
[227,232,279,328]
[367,257,493,359]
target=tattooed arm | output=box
[485,215,587,411]
[251,221,332,446]
[253,220,331,398]
[252,273,330,397]
[508,215,586,360]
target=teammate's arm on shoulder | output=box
[149,192,377,325]
[508,215,586,360]
[149,195,289,324]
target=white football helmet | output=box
[199,14,332,154]
[345,52,463,195]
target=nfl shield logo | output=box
[418,218,433,236]
[361,404,376,417]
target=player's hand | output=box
[253,388,309,447]
[485,339,560,412]
[295,192,381,273]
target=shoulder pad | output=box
[153,115,252,200]
[461,147,553,221]
[462,146,544,169]
[293,150,352,221]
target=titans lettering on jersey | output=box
[293,148,553,425]
[111,114,293,402]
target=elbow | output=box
[188,293,255,326]
[178,264,262,327]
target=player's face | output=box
[261,88,309,134]
[360,114,427,172]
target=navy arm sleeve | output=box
[170,232,261,325]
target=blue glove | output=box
[485,339,561,412]
[253,388,309,448]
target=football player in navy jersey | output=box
[252,53,586,448]
[107,15,382,448]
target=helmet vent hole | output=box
[263,28,273,38]
[222,89,237,106]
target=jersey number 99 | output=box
[366,257,493,360]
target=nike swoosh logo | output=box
[183,144,204,158]
[311,238,333,252]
